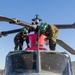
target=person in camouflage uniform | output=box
[14,28,30,51]
[39,22,59,50]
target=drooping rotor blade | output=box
[0,16,37,29]
[0,32,2,37]
[0,16,75,29]
[0,16,15,23]
[11,19,37,29]
[10,20,75,29]
[56,39,75,54]
[55,23,75,29]
[0,28,23,37]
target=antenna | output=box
[32,15,42,72]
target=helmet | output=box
[40,22,47,31]
[22,28,28,34]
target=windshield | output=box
[41,52,70,75]
[7,52,71,75]
[10,52,36,72]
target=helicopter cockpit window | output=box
[10,52,36,72]
[41,53,70,74]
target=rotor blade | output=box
[55,23,75,29]
[1,28,23,36]
[0,16,37,29]
[0,16,15,22]
[1,16,75,29]
[12,19,37,29]
[0,32,2,37]
[17,21,75,29]
[56,39,75,54]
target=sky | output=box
[0,0,75,69]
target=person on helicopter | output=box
[14,28,30,51]
[36,22,59,50]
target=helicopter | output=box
[0,15,75,54]
[0,15,75,75]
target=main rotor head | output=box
[32,15,42,25]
